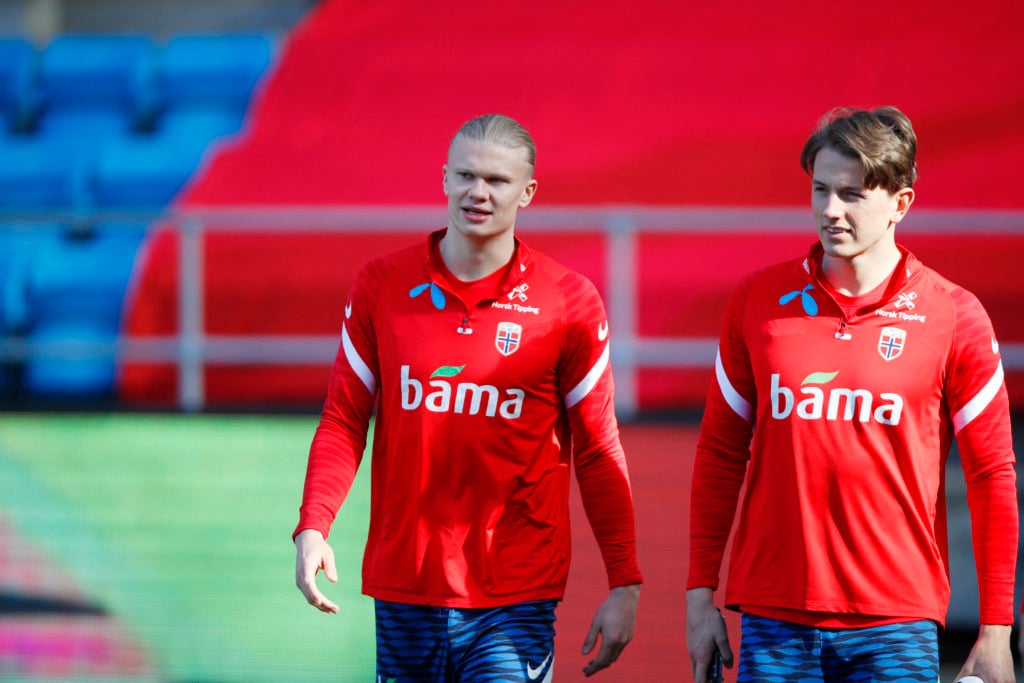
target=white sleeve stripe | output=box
[342,322,376,395]
[952,361,1003,434]
[716,348,752,423]
[564,342,610,409]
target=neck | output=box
[821,245,902,296]
[439,229,515,281]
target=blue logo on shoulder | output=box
[779,284,818,316]
[410,282,447,310]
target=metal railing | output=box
[3,205,1024,416]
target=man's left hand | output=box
[956,623,1015,683]
[581,583,641,676]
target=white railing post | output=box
[178,216,204,412]
[606,213,638,419]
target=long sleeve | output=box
[687,276,755,591]
[294,265,379,540]
[947,287,1018,625]
[560,271,643,588]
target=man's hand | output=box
[1017,614,1024,665]
[581,583,641,676]
[294,528,340,613]
[686,587,734,681]
[955,623,1014,683]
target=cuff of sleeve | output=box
[607,566,644,589]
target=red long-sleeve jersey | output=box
[688,243,1017,627]
[296,230,642,608]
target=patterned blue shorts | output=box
[738,613,939,682]
[374,599,557,683]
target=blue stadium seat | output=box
[146,34,276,184]
[0,227,34,333]
[20,223,146,398]
[158,106,248,148]
[0,37,39,133]
[0,137,89,210]
[1,226,45,399]
[159,33,274,112]
[37,34,159,149]
[93,135,202,209]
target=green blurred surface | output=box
[0,413,375,681]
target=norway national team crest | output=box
[878,326,906,361]
[495,322,522,356]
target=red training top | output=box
[688,243,1017,627]
[297,229,643,608]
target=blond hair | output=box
[452,114,536,169]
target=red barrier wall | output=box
[121,0,1024,410]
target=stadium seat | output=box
[20,224,146,398]
[159,33,274,112]
[0,226,34,332]
[0,226,45,399]
[154,34,274,143]
[157,106,250,152]
[0,137,89,210]
[93,135,202,210]
[37,34,159,149]
[0,37,39,133]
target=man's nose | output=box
[821,192,843,220]
[467,178,488,199]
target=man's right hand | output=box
[686,587,734,681]
[294,528,340,613]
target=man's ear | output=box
[891,187,914,224]
[519,178,538,208]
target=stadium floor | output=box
[0,413,1016,681]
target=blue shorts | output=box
[374,599,557,683]
[738,613,939,683]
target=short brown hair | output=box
[452,114,536,170]
[800,106,917,193]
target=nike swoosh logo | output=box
[526,651,552,680]
[345,302,353,319]
[597,321,609,342]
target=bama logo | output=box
[770,371,904,425]
[400,365,524,419]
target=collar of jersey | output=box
[424,228,531,298]
[803,242,924,320]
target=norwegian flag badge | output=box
[878,326,906,361]
[495,322,522,356]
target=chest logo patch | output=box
[495,322,522,356]
[409,282,447,310]
[779,284,818,316]
[878,326,906,361]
